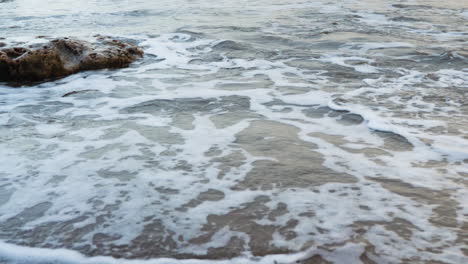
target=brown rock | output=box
[0,37,143,85]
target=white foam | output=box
[317,55,379,73]
[0,240,311,264]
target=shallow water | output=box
[0,0,467,263]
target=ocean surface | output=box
[0,0,467,263]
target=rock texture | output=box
[0,36,143,84]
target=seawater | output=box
[0,0,467,263]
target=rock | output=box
[0,36,144,85]
[62,89,99,97]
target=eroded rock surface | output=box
[0,36,143,84]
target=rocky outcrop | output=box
[0,36,143,85]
